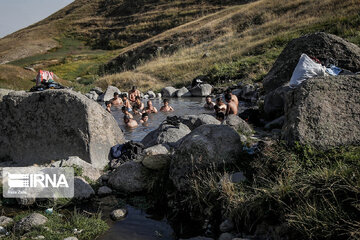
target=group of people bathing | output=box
[204,89,239,121]
[105,86,174,128]
[105,86,239,128]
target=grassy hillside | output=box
[0,0,359,93]
[0,0,237,64]
[0,0,242,91]
[99,0,360,92]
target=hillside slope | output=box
[99,0,360,91]
[0,0,238,64]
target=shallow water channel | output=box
[101,97,248,240]
[99,206,174,240]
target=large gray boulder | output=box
[224,115,252,135]
[143,144,170,156]
[141,122,191,148]
[282,75,360,148]
[263,32,360,93]
[180,114,220,130]
[161,86,178,97]
[0,89,124,169]
[51,156,102,181]
[14,213,48,233]
[171,125,243,191]
[175,87,191,97]
[189,84,212,97]
[103,86,121,102]
[108,161,150,193]
[74,177,95,200]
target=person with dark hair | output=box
[129,86,141,103]
[225,89,239,107]
[225,93,238,115]
[133,96,144,115]
[216,112,225,121]
[215,97,226,113]
[122,94,132,111]
[204,95,215,110]
[122,106,133,119]
[111,92,123,106]
[144,100,158,113]
[140,113,149,124]
[105,100,112,113]
[160,99,174,112]
[124,115,138,128]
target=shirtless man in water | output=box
[122,94,132,111]
[225,89,239,107]
[122,106,133,119]
[140,113,149,124]
[111,92,123,106]
[105,101,112,113]
[225,93,238,115]
[124,115,138,128]
[133,96,144,115]
[144,100,158,113]
[204,95,215,110]
[160,99,174,112]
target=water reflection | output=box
[98,206,174,240]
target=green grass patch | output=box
[4,209,108,240]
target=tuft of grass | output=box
[184,144,360,239]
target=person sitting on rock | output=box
[144,100,158,113]
[225,89,239,107]
[122,106,133,119]
[105,100,112,113]
[122,94,132,111]
[225,93,238,115]
[133,96,144,115]
[140,113,149,124]
[204,95,215,110]
[216,112,225,121]
[124,115,138,128]
[215,97,227,113]
[160,99,174,112]
[111,92,123,106]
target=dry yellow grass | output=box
[97,71,162,92]
[100,0,360,91]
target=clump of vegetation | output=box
[186,143,360,239]
[3,209,108,240]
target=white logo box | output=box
[2,167,74,198]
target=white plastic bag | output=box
[289,54,327,88]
